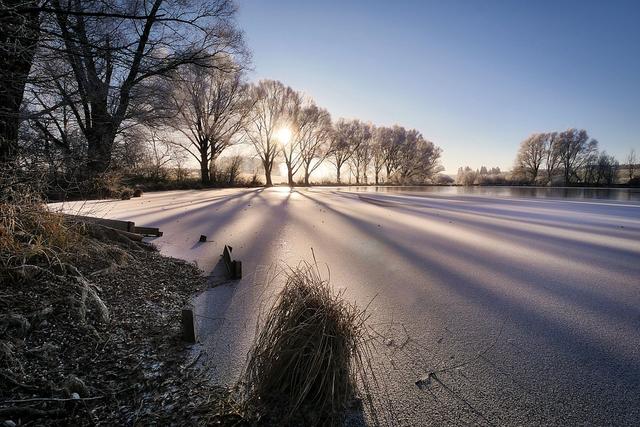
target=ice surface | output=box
[51,187,640,425]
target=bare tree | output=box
[299,105,331,186]
[145,129,174,180]
[544,132,562,184]
[0,0,41,164]
[244,80,295,187]
[371,129,386,185]
[348,121,373,184]
[26,0,246,176]
[515,133,547,184]
[627,149,637,181]
[328,119,355,184]
[384,125,405,181]
[596,152,619,185]
[167,58,249,184]
[395,129,442,184]
[281,91,304,187]
[557,128,598,184]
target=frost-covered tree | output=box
[395,130,442,184]
[384,125,405,181]
[328,119,357,184]
[556,129,598,184]
[348,121,373,184]
[627,149,637,181]
[371,126,393,185]
[544,132,563,184]
[515,133,547,184]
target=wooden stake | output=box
[181,306,197,343]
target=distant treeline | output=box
[457,129,638,187]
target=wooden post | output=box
[234,260,242,279]
[222,245,242,279]
[181,306,197,343]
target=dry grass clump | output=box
[0,187,83,272]
[240,261,375,425]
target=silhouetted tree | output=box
[245,80,295,186]
[0,0,40,164]
[27,0,245,175]
[281,91,305,187]
[167,58,249,184]
[299,105,331,185]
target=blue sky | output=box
[237,0,640,174]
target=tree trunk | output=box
[263,160,273,187]
[336,165,341,184]
[200,151,210,185]
[532,168,538,184]
[375,170,379,185]
[304,168,310,186]
[287,168,294,187]
[85,125,115,175]
[209,157,217,183]
[0,2,40,164]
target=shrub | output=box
[133,188,144,197]
[120,188,134,200]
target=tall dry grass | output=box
[0,183,83,275]
[240,261,380,425]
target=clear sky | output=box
[236,0,640,174]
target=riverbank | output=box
[0,203,233,424]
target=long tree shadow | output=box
[123,188,264,222]
[297,191,640,394]
[324,191,640,326]
[192,190,294,383]
[336,192,640,271]
[347,192,640,236]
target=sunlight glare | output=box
[274,126,292,145]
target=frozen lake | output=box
[52,187,640,425]
[334,185,640,202]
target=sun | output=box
[274,126,292,145]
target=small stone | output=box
[71,392,80,400]
[4,420,17,427]
[64,375,88,397]
[415,373,434,390]
[199,235,207,242]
